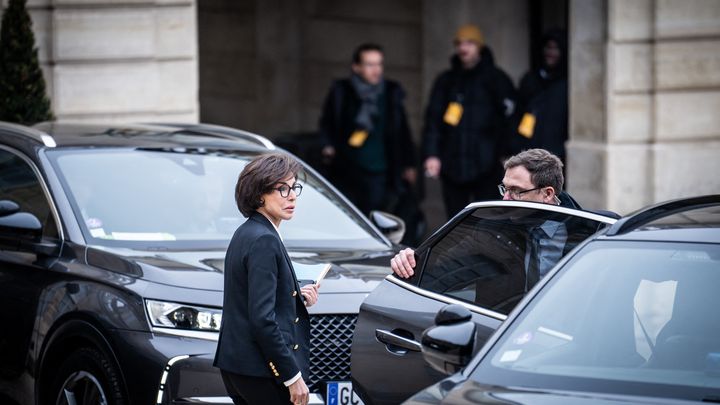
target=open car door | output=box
[351,201,617,405]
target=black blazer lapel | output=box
[250,212,304,302]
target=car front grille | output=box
[307,314,357,393]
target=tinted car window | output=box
[48,148,386,250]
[0,149,58,239]
[472,241,720,400]
[419,206,605,315]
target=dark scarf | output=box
[350,74,385,133]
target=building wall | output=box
[197,0,424,138]
[567,0,720,213]
[1,0,199,124]
[197,0,529,141]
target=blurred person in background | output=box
[319,43,418,217]
[320,43,425,245]
[423,24,517,219]
[510,29,569,167]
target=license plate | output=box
[325,381,365,405]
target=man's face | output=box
[501,166,556,204]
[543,39,561,68]
[455,39,480,67]
[352,50,384,85]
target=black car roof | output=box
[2,121,274,152]
[603,195,720,244]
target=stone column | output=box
[568,0,720,213]
[2,0,199,124]
[652,0,720,203]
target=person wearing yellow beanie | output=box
[454,24,485,48]
[450,24,485,71]
[422,24,517,218]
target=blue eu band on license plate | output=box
[326,381,365,405]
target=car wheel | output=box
[50,347,125,405]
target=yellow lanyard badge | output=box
[443,102,463,127]
[348,130,369,148]
[518,113,536,139]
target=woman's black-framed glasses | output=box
[497,184,542,199]
[274,182,303,198]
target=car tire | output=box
[50,346,125,405]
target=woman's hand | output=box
[301,284,319,307]
[288,377,309,405]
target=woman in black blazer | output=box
[214,153,318,405]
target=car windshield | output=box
[471,240,720,402]
[48,148,387,250]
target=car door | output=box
[0,146,62,380]
[351,201,616,405]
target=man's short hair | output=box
[235,153,303,218]
[504,149,564,192]
[352,43,384,65]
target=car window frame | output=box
[0,144,64,243]
[386,201,617,322]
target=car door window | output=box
[0,149,58,239]
[419,205,608,315]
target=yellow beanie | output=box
[454,24,484,47]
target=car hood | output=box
[405,380,699,405]
[86,245,396,294]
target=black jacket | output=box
[509,30,569,159]
[423,48,516,184]
[319,78,417,189]
[214,213,310,384]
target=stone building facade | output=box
[2,0,719,215]
[2,0,199,124]
[569,0,720,212]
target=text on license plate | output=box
[326,381,365,405]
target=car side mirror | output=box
[421,304,476,375]
[369,210,405,244]
[0,210,44,251]
[0,200,20,217]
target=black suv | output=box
[0,121,402,404]
[361,195,720,404]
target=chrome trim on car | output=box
[160,122,277,150]
[198,125,276,150]
[0,121,56,147]
[463,200,618,224]
[385,275,508,321]
[376,328,422,352]
[152,327,219,341]
[0,144,65,241]
[156,354,190,404]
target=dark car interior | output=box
[417,206,608,315]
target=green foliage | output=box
[0,0,53,125]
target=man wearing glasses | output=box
[392,148,574,289]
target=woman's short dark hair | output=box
[235,153,303,217]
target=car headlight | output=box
[146,299,222,331]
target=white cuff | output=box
[283,371,302,387]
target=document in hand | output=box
[294,262,333,286]
[315,263,332,286]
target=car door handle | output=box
[375,329,421,352]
